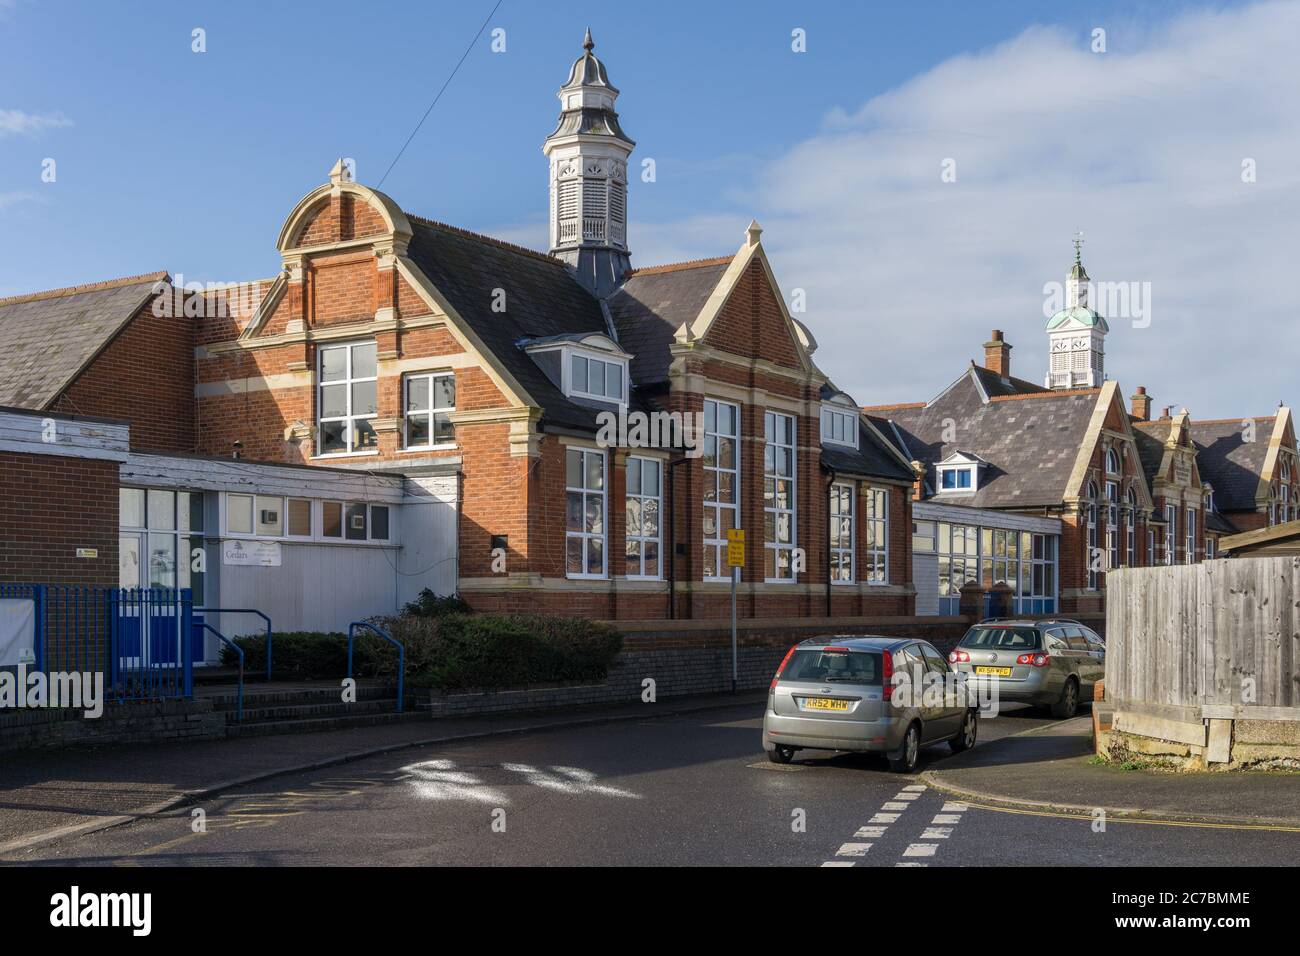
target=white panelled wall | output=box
[119,453,459,658]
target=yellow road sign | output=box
[726,528,745,567]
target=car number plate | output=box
[974,666,1012,677]
[804,697,851,712]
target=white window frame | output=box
[829,482,855,584]
[1186,507,1197,564]
[1105,480,1119,570]
[565,349,628,405]
[565,447,608,579]
[625,455,662,580]
[938,466,974,492]
[864,486,889,585]
[226,494,390,544]
[1164,504,1177,564]
[1206,536,1215,560]
[1105,447,1120,475]
[1146,527,1155,566]
[317,341,379,456]
[403,371,456,450]
[703,399,741,582]
[1125,488,1136,567]
[1086,481,1099,590]
[820,406,859,449]
[763,411,798,583]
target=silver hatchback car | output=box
[947,619,1105,718]
[762,636,979,773]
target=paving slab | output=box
[923,716,1300,827]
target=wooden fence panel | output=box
[1105,557,1300,709]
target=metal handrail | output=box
[201,623,243,721]
[201,608,272,680]
[347,621,404,713]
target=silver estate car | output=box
[947,619,1105,718]
[762,636,979,774]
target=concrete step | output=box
[225,709,426,737]
[203,685,400,711]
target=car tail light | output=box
[771,645,798,689]
[881,650,895,702]
[949,649,971,663]
[1016,652,1051,667]
[823,646,851,652]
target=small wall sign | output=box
[75,548,99,559]
[222,539,282,567]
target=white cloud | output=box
[0,109,72,137]
[632,1,1300,418]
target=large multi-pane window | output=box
[763,411,797,581]
[119,488,205,602]
[1186,508,1197,564]
[702,399,740,580]
[864,487,889,584]
[1164,504,1177,564]
[1086,482,1099,590]
[404,372,456,449]
[625,456,661,579]
[1125,487,1137,566]
[936,522,1056,615]
[566,448,606,578]
[1026,534,1056,614]
[1105,480,1119,571]
[937,523,978,612]
[318,341,378,454]
[829,483,854,583]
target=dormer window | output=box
[570,353,624,402]
[940,468,973,491]
[820,406,859,449]
[820,390,860,449]
[934,452,987,494]
[522,333,631,406]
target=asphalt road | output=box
[13,703,1298,866]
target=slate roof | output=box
[878,389,1101,508]
[403,217,620,432]
[607,259,730,385]
[820,418,915,484]
[1132,420,1170,486]
[0,272,167,409]
[1188,417,1276,513]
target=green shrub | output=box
[400,589,472,619]
[223,614,622,690]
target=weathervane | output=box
[1072,229,1085,265]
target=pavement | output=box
[0,691,766,857]
[922,715,1300,827]
[8,702,1298,867]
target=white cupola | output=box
[542,29,635,298]
[1045,237,1109,389]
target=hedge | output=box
[222,611,623,691]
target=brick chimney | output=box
[1161,406,1173,420]
[983,329,1011,377]
[1130,386,1151,422]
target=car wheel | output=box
[889,723,921,773]
[768,745,796,764]
[949,709,978,753]
[1051,677,1079,719]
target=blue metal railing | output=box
[201,608,273,680]
[201,623,243,721]
[1,584,193,703]
[346,621,404,713]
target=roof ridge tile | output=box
[0,271,169,308]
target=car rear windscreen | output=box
[782,648,882,684]
[959,626,1041,650]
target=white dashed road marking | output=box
[903,843,938,858]
[821,785,926,867]
[921,827,953,840]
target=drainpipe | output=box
[824,465,837,617]
[666,455,691,620]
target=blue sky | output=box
[2,0,1294,414]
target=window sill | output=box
[312,451,381,461]
[400,443,458,454]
